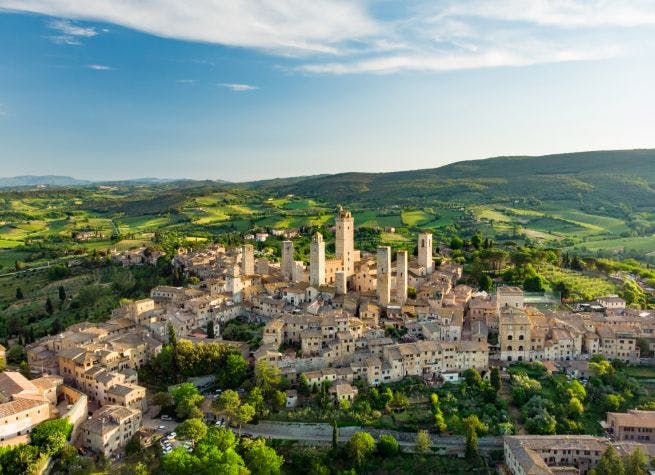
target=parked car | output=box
[161,415,172,421]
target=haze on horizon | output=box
[1,1,655,182]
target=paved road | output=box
[239,421,503,452]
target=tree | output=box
[566,380,586,401]
[213,389,241,421]
[0,444,41,475]
[15,287,23,300]
[463,415,485,459]
[299,374,310,396]
[623,447,648,475]
[430,393,447,433]
[247,387,266,417]
[133,462,148,475]
[407,287,417,299]
[391,392,409,411]
[526,412,557,435]
[377,434,399,456]
[45,297,54,315]
[450,236,463,250]
[463,368,482,388]
[234,403,255,436]
[125,434,143,456]
[58,285,66,303]
[332,419,339,450]
[604,394,624,412]
[490,367,501,392]
[176,418,208,443]
[478,274,493,292]
[241,438,284,475]
[415,430,430,454]
[568,397,584,419]
[523,275,546,292]
[171,383,203,420]
[471,233,483,250]
[153,391,174,408]
[255,360,281,395]
[590,445,625,475]
[29,418,72,455]
[347,432,376,465]
[218,353,248,388]
[271,390,287,412]
[6,344,26,364]
[207,321,215,339]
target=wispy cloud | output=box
[219,83,258,92]
[86,64,114,71]
[47,18,98,45]
[1,0,377,56]
[176,79,197,85]
[0,104,7,118]
[3,0,655,74]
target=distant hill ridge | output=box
[250,149,655,208]
[0,175,214,188]
[3,149,654,209]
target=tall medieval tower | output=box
[417,232,433,275]
[281,240,294,281]
[242,244,255,275]
[377,246,391,306]
[396,250,408,304]
[310,232,326,286]
[336,207,355,276]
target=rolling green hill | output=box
[254,149,655,212]
[2,149,655,270]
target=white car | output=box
[158,425,166,430]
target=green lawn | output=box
[569,235,655,256]
[353,210,403,228]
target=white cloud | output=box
[2,0,654,74]
[176,79,197,85]
[86,64,113,71]
[298,46,618,75]
[219,83,258,92]
[0,0,378,56]
[47,18,98,45]
[443,0,655,28]
[0,104,7,118]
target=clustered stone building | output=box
[13,207,655,463]
[504,434,655,475]
[0,371,87,445]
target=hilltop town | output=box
[0,207,652,473]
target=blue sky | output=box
[1,1,655,181]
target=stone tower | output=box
[417,232,433,275]
[396,250,408,305]
[242,244,255,275]
[281,240,294,281]
[310,232,326,286]
[335,271,347,295]
[377,246,391,306]
[335,207,355,276]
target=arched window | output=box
[518,346,523,351]
[519,335,524,340]
[507,335,513,340]
[507,346,513,351]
